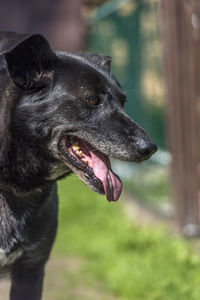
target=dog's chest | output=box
[0,196,25,267]
[0,248,23,267]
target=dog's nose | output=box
[137,139,157,157]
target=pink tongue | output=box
[90,151,122,202]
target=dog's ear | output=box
[0,31,57,91]
[92,54,112,71]
[80,53,112,72]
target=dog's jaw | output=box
[58,135,122,202]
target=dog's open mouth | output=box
[59,136,122,202]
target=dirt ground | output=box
[0,256,118,300]
[0,276,10,300]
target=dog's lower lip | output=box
[84,173,104,194]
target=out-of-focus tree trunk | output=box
[161,0,200,236]
[0,0,85,51]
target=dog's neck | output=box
[0,115,49,195]
[0,77,48,193]
[0,133,52,194]
[0,64,70,196]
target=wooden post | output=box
[161,0,200,236]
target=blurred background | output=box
[1,0,200,299]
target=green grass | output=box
[53,175,200,300]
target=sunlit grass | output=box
[53,175,200,300]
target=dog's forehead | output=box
[56,54,121,97]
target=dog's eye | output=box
[86,98,99,106]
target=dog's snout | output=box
[137,139,157,157]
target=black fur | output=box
[0,31,157,300]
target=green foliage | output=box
[89,1,166,148]
[54,175,200,300]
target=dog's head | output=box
[0,31,157,201]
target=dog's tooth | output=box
[82,158,88,164]
[72,145,80,151]
[76,151,82,157]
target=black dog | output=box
[0,31,157,300]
